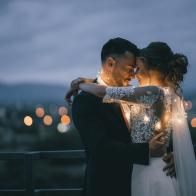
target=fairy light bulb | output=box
[165,88,170,94]
[155,121,161,130]
[144,115,150,122]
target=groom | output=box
[70,38,174,196]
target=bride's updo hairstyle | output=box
[139,42,188,91]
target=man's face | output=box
[110,52,136,86]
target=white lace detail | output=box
[104,86,172,144]
[104,86,135,103]
[137,94,160,107]
[130,87,171,143]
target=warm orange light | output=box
[58,106,68,116]
[61,115,71,125]
[191,118,196,128]
[35,107,45,118]
[24,116,33,126]
[43,115,53,126]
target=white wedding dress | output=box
[103,85,196,196]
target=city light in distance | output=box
[184,100,192,111]
[35,107,45,118]
[191,118,196,128]
[57,123,69,133]
[58,106,68,116]
[61,115,71,125]
[24,116,33,126]
[43,115,53,126]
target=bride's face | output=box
[135,58,150,86]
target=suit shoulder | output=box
[73,91,100,106]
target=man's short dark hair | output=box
[101,37,139,63]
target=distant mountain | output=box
[0,83,68,104]
[0,82,195,106]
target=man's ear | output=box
[105,57,115,68]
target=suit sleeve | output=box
[72,93,149,165]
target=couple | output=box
[66,38,196,196]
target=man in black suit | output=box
[69,38,173,196]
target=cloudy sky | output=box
[0,0,195,92]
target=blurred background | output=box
[0,0,195,194]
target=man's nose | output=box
[134,68,139,75]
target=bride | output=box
[68,42,196,196]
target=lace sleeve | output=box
[103,85,164,106]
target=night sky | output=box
[0,0,195,92]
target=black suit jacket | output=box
[72,91,149,196]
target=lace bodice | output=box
[104,86,172,144]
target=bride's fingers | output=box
[65,88,78,105]
[71,77,88,89]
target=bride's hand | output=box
[65,77,94,105]
[65,88,78,105]
[71,77,94,90]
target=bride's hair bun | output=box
[139,42,188,91]
[169,53,188,84]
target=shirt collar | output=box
[97,75,108,86]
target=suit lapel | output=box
[94,78,130,138]
[108,103,130,138]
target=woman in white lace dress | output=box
[69,42,196,196]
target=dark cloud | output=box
[0,0,195,92]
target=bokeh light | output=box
[24,116,33,126]
[43,115,53,126]
[155,121,161,130]
[191,118,196,128]
[35,107,45,118]
[57,123,69,133]
[61,115,71,125]
[144,115,150,122]
[184,100,192,111]
[58,106,68,116]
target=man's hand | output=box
[163,152,176,178]
[149,132,167,157]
